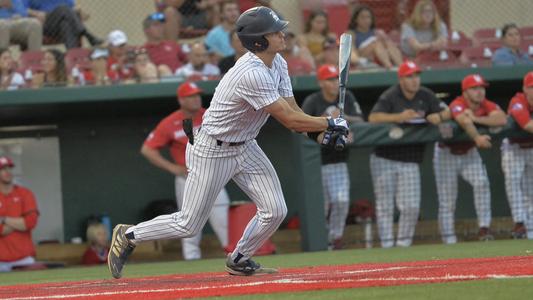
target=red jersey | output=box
[444,96,501,154]
[81,246,109,265]
[0,185,39,262]
[507,93,533,147]
[144,41,186,72]
[107,56,134,81]
[144,109,205,166]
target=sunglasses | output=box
[149,12,165,22]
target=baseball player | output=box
[108,6,349,278]
[368,61,449,248]
[141,81,230,260]
[301,64,364,250]
[434,74,507,243]
[502,72,533,239]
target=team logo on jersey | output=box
[452,105,463,113]
[173,130,187,139]
[512,102,523,111]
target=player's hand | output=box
[399,109,420,122]
[474,135,492,149]
[327,117,349,134]
[169,164,187,176]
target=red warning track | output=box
[1,256,532,299]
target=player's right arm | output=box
[140,145,187,176]
[264,97,330,133]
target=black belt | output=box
[216,140,245,146]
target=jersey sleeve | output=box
[450,100,467,119]
[236,68,280,110]
[509,99,531,128]
[21,189,39,230]
[483,100,501,114]
[144,119,172,149]
[278,56,294,98]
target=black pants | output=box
[43,5,85,49]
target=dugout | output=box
[0,65,531,249]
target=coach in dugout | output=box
[368,60,450,248]
[0,156,40,272]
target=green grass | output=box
[1,240,533,299]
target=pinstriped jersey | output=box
[201,52,294,142]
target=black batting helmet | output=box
[236,6,289,52]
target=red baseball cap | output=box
[398,60,421,77]
[317,64,339,80]
[0,156,14,169]
[523,72,533,87]
[177,81,202,98]
[462,74,488,91]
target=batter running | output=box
[108,6,349,278]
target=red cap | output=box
[177,81,202,98]
[398,60,421,77]
[462,74,488,91]
[317,64,339,80]
[523,72,533,87]
[0,156,14,169]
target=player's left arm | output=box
[472,110,507,127]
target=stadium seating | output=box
[447,30,473,55]
[65,48,91,74]
[473,27,501,46]
[460,46,493,68]
[415,49,462,70]
[519,26,533,41]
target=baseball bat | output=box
[335,33,352,151]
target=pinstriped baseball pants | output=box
[433,144,491,244]
[175,176,229,260]
[129,131,287,261]
[501,141,533,236]
[370,154,420,248]
[321,162,350,242]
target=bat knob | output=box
[334,136,345,151]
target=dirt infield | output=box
[1,256,532,299]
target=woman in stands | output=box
[297,10,337,66]
[347,5,402,69]
[31,49,70,88]
[0,49,25,90]
[400,0,448,58]
[492,23,533,66]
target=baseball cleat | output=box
[225,255,278,276]
[108,224,136,279]
[478,227,494,241]
[511,222,527,239]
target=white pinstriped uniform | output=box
[127,52,291,261]
[433,145,491,244]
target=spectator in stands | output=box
[281,31,314,76]
[24,0,102,49]
[0,48,24,90]
[218,29,246,75]
[106,30,135,84]
[31,48,70,88]
[82,222,109,265]
[301,65,364,250]
[133,47,167,84]
[297,10,337,66]
[143,12,185,74]
[175,42,220,80]
[204,1,239,62]
[238,0,283,20]
[0,156,40,272]
[368,61,450,248]
[0,0,42,51]
[155,0,221,40]
[501,72,533,240]
[400,0,448,58]
[74,48,115,86]
[492,23,533,66]
[347,5,402,69]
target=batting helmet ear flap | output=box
[253,36,269,52]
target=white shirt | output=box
[174,63,220,78]
[202,52,294,142]
[2,72,25,90]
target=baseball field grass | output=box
[1,239,532,299]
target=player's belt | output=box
[216,140,246,146]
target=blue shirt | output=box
[492,47,533,66]
[204,25,234,57]
[24,0,75,13]
[0,0,28,19]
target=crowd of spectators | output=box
[0,0,530,91]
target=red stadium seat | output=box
[65,48,91,74]
[17,50,45,82]
[519,26,533,40]
[415,50,461,70]
[447,30,473,55]
[473,27,501,46]
[460,46,493,68]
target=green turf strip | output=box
[0,239,532,286]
